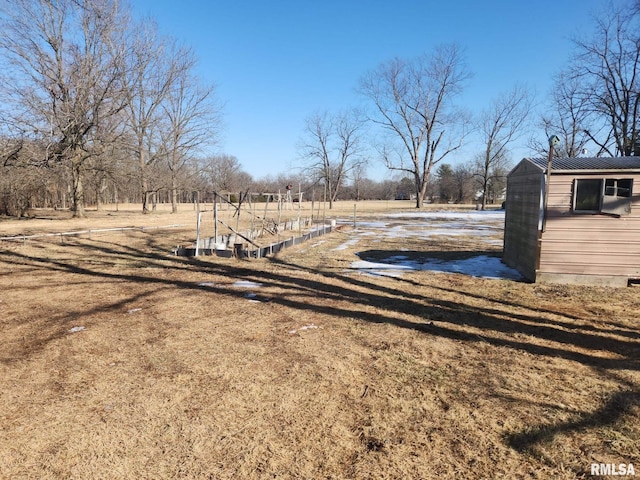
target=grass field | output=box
[1,201,638,479]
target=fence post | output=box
[354,204,357,229]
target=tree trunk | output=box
[325,178,334,210]
[71,157,86,218]
[96,176,107,211]
[139,146,151,214]
[481,159,490,210]
[415,173,426,208]
[142,189,150,214]
[481,183,487,210]
[171,170,178,213]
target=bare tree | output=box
[530,72,597,158]
[475,85,532,209]
[452,164,475,204]
[161,48,221,213]
[0,136,25,168]
[0,0,129,217]
[569,2,640,156]
[359,44,472,208]
[85,129,125,210]
[350,162,369,201]
[123,21,181,213]
[299,109,366,209]
[471,151,510,206]
[198,154,248,194]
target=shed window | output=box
[574,179,602,211]
[604,178,632,198]
[573,178,633,215]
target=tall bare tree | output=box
[123,21,181,213]
[350,162,368,201]
[531,72,597,158]
[0,0,129,217]
[359,44,471,208]
[161,48,221,213]
[569,2,640,156]
[475,85,532,209]
[299,109,366,209]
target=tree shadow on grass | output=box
[1,237,639,464]
[1,239,639,371]
[504,388,640,461]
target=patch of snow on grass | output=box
[333,238,360,251]
[232,280,263,289]
[288,323,319,334]
[350,260,413,278]
[387,210,505,221]
[350,255,521,280]
[344,210,521,281]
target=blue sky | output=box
[132,0,605,181]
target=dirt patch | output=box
[0,202,638,479]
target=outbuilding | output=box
[503,156,640,287]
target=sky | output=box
[132,0,606,181]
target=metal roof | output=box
[526,156,640,172]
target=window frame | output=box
[573,178,603,213]
[572,177,634,216]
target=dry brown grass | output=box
[1,201,639,479]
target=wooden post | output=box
[251,194,256,243]
[235,192,241,244]
[195,211,201,257]
[311,189,315,223]
[542,135,558,232]
[213,193,218,245]
[277,190,282,245]
[262,194,270,237]
[322,183,326,226]
[353,204,357,229]
[298,184,302,235]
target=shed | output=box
[503,157,640,287]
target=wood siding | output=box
[539,173,640,281]
[503,161,544,281]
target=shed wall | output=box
[539,173,640,282]
[503,163,544,281]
